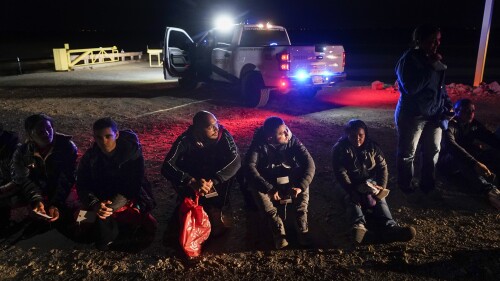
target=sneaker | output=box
[297,232,313,247]
[274,236,289,249]
[487,188,500,210]
[379,225,416,243]
[352,223,368,244]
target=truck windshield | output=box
[240,30,290,47]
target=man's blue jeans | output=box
[345,196,396,229]
[396,114,442,193]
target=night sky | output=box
[0,0,497,32]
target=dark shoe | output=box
[297,232,313,247]
[352,223,368,244]
[274,236,289,249]
[379,225,416,243]
[488,188,500,210]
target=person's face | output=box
[347,127,366,147]
[93,127,119,154]
[203,116,219,140]
[30,120,54,147]
[420,31,441,55]
[268,124,291,145]
[457,104,475,124]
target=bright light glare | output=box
[257,23,264,28]
[295,69,309,80]
[214,15,234,32]
[326,55,338,59]
[266,22,273,29]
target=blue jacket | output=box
[395,48,452,119]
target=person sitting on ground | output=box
[0,125,20,231]
[244,116,315,249]
[76,117,157,250]
[161,111,241,252]
[332,119,416,244]
[2,114,77,233]
[439,99,500,209]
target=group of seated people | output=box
[0,97,498,255]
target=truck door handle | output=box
[224,53,230,58]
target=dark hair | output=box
[454,98,473,112]
[93,117,118,132]
[24,114,54,133]
[263,116,285,135]
[344,119,368,135]
[412,24,440,47]
[193,111,216,128]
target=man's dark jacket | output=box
[0,130,19,185]
[442,118,500,168]
[77,130,149,211]
[161,125,241,190]
[395,48,452,118]
[11,133,77,207]
[244,127,315,194]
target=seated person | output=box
[161,111,241,249]
[244,117,315,249]
[76,117,157,250]
[0,125,20,229]
[332,119,416,244]
[2,114,77,231]
[439,99,500,209]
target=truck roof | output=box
[241,23,286,32]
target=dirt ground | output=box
[0,62,499,281]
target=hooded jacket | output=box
[161,125,241,189]
[11,133,77,207]
[442,118,500,167]
[395,48,452,119]
[0,130,19,185]
[244,127,315,194]
[77,130,145,211]
[331,136,388,207]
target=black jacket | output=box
[331,137,388,206]
[161,125,241,188]
[244,127,315,193]
[395,48,452,119]
[11,133,77,207]
[442,118,500,167]
[77,130,145,211]
[0,130,19,185]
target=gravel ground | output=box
[0,62,499,281]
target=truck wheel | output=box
[299,87,320,98]
[178,77,198,91]
[242,72,269,107]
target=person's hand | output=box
[199,179,213,195]
[31,201,48,221]
[429,52,443,63]
[46,206,59,222]
[268,190,281,201]
[291,187,302,198]
[475,162,492,178]
[97,200,113,220]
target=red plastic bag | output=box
[179,195,211,257]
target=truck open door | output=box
[163,27,194,80]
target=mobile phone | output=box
[35,211,53,219]
[76,210,96,223]
[204,186,219,198]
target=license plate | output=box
[312,76,323,84]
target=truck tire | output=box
[242,72,269,107]
[178,77,197,91]
[299,87,321,98]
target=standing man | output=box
[244,117,315,249]
[440,99,500,209]
[77,117,157,250]
[161,111,240,250]
[395,24,453,195]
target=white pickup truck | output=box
[163,23,346,107]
